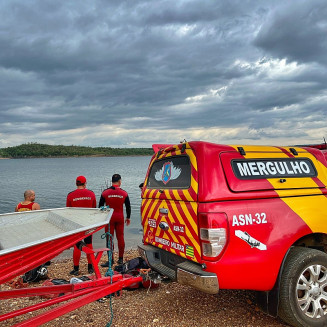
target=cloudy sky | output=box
[1,0,326,148]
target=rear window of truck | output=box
[147,156,191,189]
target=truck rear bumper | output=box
[138,244,219,294]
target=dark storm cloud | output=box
[254,0,327,65]
[0,0,326,147]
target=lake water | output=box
[0,156,152,255]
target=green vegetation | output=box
[0,143,153,158]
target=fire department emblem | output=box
[155,161,181,184]
[147,230,154,243]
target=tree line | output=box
[0,143,153,158]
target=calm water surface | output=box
[0,156,151,250]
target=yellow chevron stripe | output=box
[172,190,182,201]
[143,189,149,197]
[190,174,198,194]
[186,148,198,171]
[163,190,171,200]
[169,207,195,243]
[161,153,170,159]
[182,190,193,202]
[179,201,197,232]
[161,149,182,159]
[155,226,161,237]
[164,229,179,245]
[142,203,149,228]
[315,162,327,184]
[179,235,187,244]
[149,200,160,220]
[277,194,327,233]
[170,201,200,254]
[293,152,327,184]
[153,191,161,199]
[170,201,190,225]
[143,199,157,231]
[146,202,201,260]
[190,201,198,215]
[142,199,151,219]
[170,201,185,226]
[148,189,156,197]
[157,200,197,254]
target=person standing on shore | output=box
[15,189,40,211]
[99,174,131,266]
[66,175,97,275]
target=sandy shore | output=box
[1,249,289,327]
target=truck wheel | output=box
[278,247,327,327]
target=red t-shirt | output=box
[16,202,34,211]
[66,189,96,208]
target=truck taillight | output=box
[200,228,226,257]
[199,213,228,261]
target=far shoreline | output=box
[0,143,154,159]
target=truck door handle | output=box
[159,208,168,214]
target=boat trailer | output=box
[0,208,144,326]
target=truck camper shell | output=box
[139,141,327,327]
[144,142,327,201]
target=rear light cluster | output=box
[199,213,228,261]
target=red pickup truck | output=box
[138,141,327,327]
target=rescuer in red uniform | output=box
[15,189,40,212]
[99,174,131,266]
[66,176,97,275]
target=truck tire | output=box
[278,247,327,327]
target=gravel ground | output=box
[1,249,290,327]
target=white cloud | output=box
[185,86,228,103]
